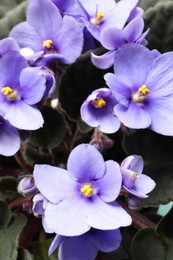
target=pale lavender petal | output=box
[56,15,83,64]
[4,101,44,130]
[121,155,144,174]
[123,17,144,43]
[100,28,124,50]
[113,44,154,88]
[80,100,100,128]
[44,199,90,236]
[145,96,173,136]
[124,174,156,198]
[49,234,65,256]
[94,160,122,202]
[79,0,115,16]
[91,51,115,69]
[33,164,79,204]
[59,235,97,260]
[104,73,130,106]
[0,37,20,54]
[0,119,20,156]
[90,229,122,253]
[67,144,106,182]
[95,111,120,134]
[9,22,42,51]
[114,102,151,129]
[86,198,132,230]
[27,0,62,39]
[19,67,46,105]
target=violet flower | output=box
[0,51,46,130]
[91,17,149,69]
[121,155,156,198]
[0,115,20,156]
[9,0,83,65]
[80,88,120,134]
[33,143,131,236]
[0,37,20,56]
[18,176,37,197]
[49,228,122,260]
[104,43,173,136]
[77,0,139,41]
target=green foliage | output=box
[144,1,173,53]
[139,0,171,11]
[17,248,34,260]
[0,201,12,228]
[0,213,27,260]
[0,176,18,200]
[28,239,57,260]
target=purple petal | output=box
[33,164,79,204]
[27,0,62,39]
[0,119,20,156]
[4,101,44,130]
[49,234,65,256]
[145,96,173,136]
[44,199,90,236]
[59,234,97,260]
[124,174,156,198]
[90,228,122,253]
[94,160,122,202]
[113,44,154,88]
[104,73,131,106]
[91,50,115,69]
[121,155,144,174]
[67,144,106,182]
[9,22,42,51]
[0,37,20,54]
[123,17,144,42]
[114,102,151,129]
[0,51,28,87]
[19,67,46,105]
[100,27,124,50]
[86,198,132,230]
[79,0,115,16]
[56,15,83,64]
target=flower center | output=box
[132,85,150,103]
[81,184,93,197]
[92,98,106,108]
[90,11,104,26]
[1,86,18,101]
[133,172,138,180]
[42,39,56,53]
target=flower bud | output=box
[127,196,143,211]
[17,176,36,197]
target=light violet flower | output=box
[80,88,120,134]
[104,44,173,136]
[77,0,139,41]
[0,51,46,130]
[91,17,149,69]
[0,115,20,156]
[121,155,156,198]
[9,0,83,65]
[33,144,131,236]
[0,37,20,55]
[49,228,122,260]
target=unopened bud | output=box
[18,176,36,197]
[127,196,143,211]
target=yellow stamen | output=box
[1,86,13,96]
[132,85,150,103]
[138,85,150,95]
[43,39,53,49]
[81,185,93,197]
[133,172,138,180]
[93,98,106,108]
[96,12,104,19]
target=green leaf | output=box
[144,1,173,53]
[29,106,66,149]
[0,1,27,39]
[17,248,34,260]
[132,228,172,260]
[0,213,27,260]
[28,239,57,260]
[139,0,171,11]
[0,201,12,229]
[156,207,173,243]
[77,117,92,133]
[0,176,18,200]
[59,49,112,120]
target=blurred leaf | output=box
[0,176,18,200]
[29,106,66,149]
[156,207,173,243]
[132,228,173,260]
[0,1,27,39]
[24,143,52,166]
[77,117,93,133]
[144,1,173,53]
[139,0,171,11]
[0,201,12,229]
[0,0,26,19]
[102,246,130,260]
[28,239,57,260]
[0,213,27,260]
[59,49,112,120]
[17,248,34,260]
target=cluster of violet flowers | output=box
[2,0,173,258]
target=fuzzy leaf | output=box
[0,201,12,229]
[28,239,57,260]
[0,176,18,200]
[17,248,34,260]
